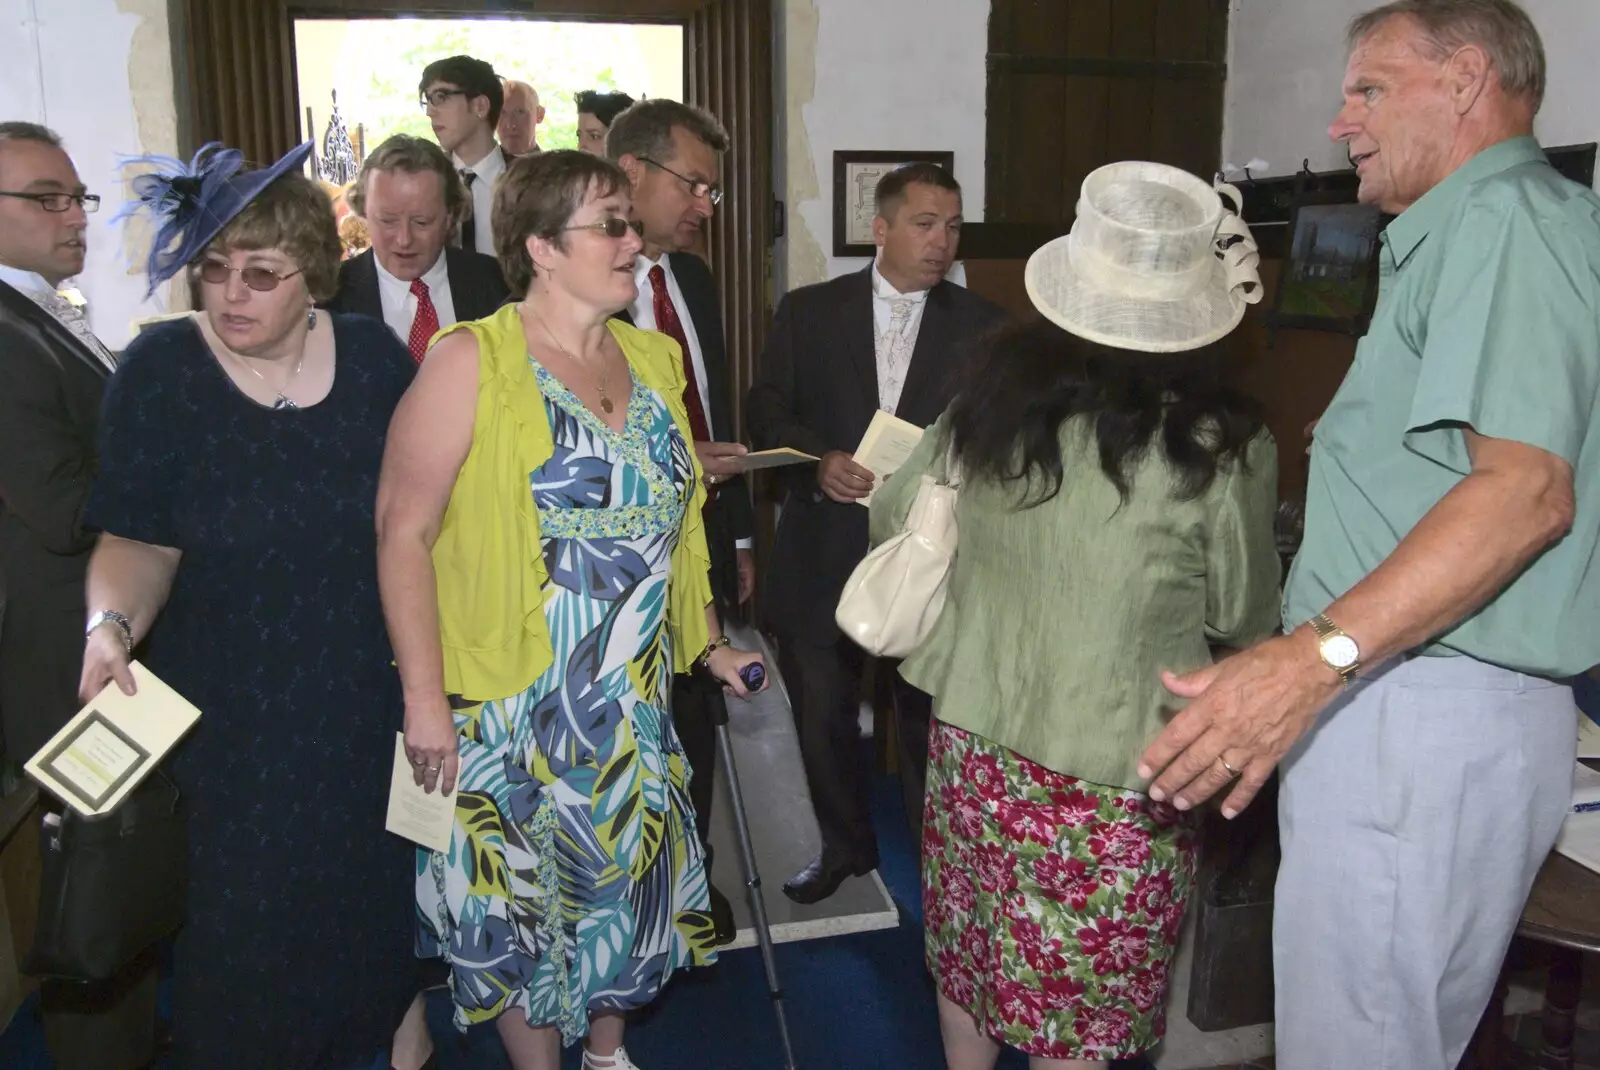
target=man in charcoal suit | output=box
[747,163,1006,904]
[0,120,159,1070]
[609,98,754,943]
[324,134,508,359]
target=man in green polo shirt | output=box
[1136,2,1600,1067]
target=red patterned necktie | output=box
[648,264,716,499]
[407,278,439,364]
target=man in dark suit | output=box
[747,163,1006,904]
[609,99,754,944]
[0,120,158,1069]
[325,134,507,359]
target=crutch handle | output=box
[739,663,767,691]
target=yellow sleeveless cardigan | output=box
[430,304,712,701]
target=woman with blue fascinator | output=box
[76,143,426,1070]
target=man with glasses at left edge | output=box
[0,122,160,1067]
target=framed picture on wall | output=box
[832,150,955,257]
[1268,190,1384,338]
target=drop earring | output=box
[306,306,317,329]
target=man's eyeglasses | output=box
[562,217,640,240]
[197,260,305,292]
[419,88,469,110]
[0,191,100,213]
[638,158,723,206]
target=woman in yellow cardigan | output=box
[374,151,764,1070]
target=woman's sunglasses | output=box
[561,217,640,240]
[197,260,305,292]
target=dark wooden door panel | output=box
[685,0,773,443]
[985,0,1227,226]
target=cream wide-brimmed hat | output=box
[1024,161,1263,353]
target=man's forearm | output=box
[1324,458,1572,666]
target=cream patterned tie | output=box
[26,289,117,373]
[876,297,918,413]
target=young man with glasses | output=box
[0,120,159,1070]
[608,99,751,945]
[418,55,511,256]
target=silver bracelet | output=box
[86,609,134,655]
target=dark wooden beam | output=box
[986,53,1225,81]
[290,0,701,20]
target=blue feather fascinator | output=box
[114,141,313,296]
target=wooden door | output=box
[685,0,774,442]
[984,0,1230,226]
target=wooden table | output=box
[1465,851,1600,1069]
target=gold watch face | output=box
[1321,634,1360,670]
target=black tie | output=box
[458,169,477,252]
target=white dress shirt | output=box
[374,251,457,342]
[453,143,506,255]
[870,259,931,414]
[627,253,751,550]
[0,263,117,372]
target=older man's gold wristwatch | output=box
[1311,613,1361,684]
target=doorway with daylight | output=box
[293,17,684,176]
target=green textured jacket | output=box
[869,415,1281,791]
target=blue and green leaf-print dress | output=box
[417,361,717,1042]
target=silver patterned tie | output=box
[26,288,117,372]
[876,297,918,413]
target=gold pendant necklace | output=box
[524,303,614,413]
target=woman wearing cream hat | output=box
[869,161,1282,1068]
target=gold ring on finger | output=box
[1218,756,1242,779]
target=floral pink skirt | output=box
[923,719,1199,1061]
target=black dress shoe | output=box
[708,882,738,945]
[781,852,877,905]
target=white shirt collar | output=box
[0,262,56,297]
[374,249,450,294]
[453,142,506,179]
[634,250,668,283]
[871,260,930,304]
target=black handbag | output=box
[24,771,187,982]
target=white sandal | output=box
[581,1046,642,1070]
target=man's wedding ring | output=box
[1218,756,1242,778]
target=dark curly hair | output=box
[945,317,1264,508]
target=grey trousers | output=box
[1273,653,1576,1070]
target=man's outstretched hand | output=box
[1138,629,1343,818]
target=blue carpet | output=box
[4,765,1154,1070]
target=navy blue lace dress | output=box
[86,313,417,1070]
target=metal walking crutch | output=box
[714,659,800,1070]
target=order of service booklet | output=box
[385,732,457,853]
[25,661,201,818]
[853,410,926,506]
[734,447,818,470]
